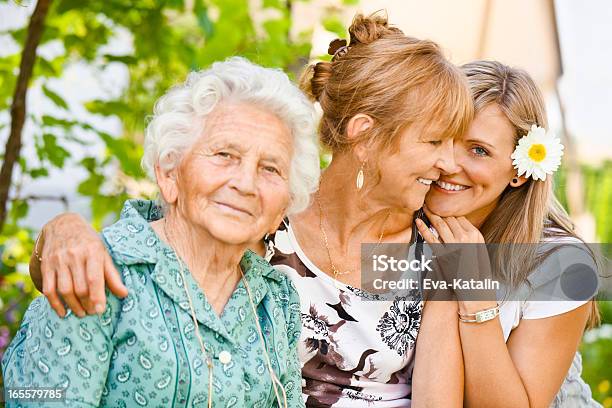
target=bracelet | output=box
[34,232,43,262]
[458,305,499,323]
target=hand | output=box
[39,213,128,317]
[415,206,485,244]
[415,207,493,303]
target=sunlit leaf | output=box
[42,133,71,167]
[42,84,69,109]
[322,16,346,38]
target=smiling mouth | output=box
[434,180,470,192]
[417,177,435,186]
[214,202,253,216]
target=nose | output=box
[228,159,258,196]
[436,138,460,175]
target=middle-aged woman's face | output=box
[170,103,293,245]
[424,104,518,224]
[372,121,459,213]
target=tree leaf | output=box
[322,16,346,38]
[85,100,130,117]
[29,168,49,178]
[42,84,69,109]
[42,133,71,167]
[194,0,214,39]
[41,115,77,128]
[77,172,104,196]
[102,54,138,65]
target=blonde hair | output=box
[463,60,599,327]
[300,12,473,158]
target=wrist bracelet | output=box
[458,305,499,323]
[34,232,43,262]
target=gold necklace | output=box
[163,220,287,408]
[316,192,390,283]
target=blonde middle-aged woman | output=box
[22,13,473,407]
[2,57,321,407]
[416,60,602,408]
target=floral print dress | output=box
[266,220,424,407]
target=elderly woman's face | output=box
[171,103,293,245]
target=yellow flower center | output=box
[528,144,546,162]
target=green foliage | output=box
[583,161,612,244]
[322,15,347,38]
[0,225,39,388]
[581,302,612,406]
[554,161,612,244]
[555,163,612,404]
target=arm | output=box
[412,300,464,408]
[459,302,590,408]
[417,212,592,407]
[1,289,119,407]
[29,213,127,318]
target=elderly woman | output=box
[1,57,319,407]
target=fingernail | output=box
[95,304,105,315]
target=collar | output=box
[102,199,285,343]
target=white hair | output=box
[142,57,320,214]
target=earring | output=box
[356,161,366,190]
[512,177,519,184]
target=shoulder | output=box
[535,231,597,281]
[243,250,301,317]
[519,231,598,320]
[243,249,298,299]
[101,199,162,266]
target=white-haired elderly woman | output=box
[2,57,320,407]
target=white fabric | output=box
[269,222,423,407]
[495,235,601,407]
[498,235,596,340]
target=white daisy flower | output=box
[510,124,564,181]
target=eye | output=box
[470,146,489,157]
[216,151,232,158]
[428,140,442,146]
[262,165,280,175]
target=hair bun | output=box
[328,39,348,55]
[349,12,401,46]
[298,61,333,102]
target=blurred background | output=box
[0,0,610,403]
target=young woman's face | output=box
[424,104,518,227]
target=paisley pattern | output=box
[1,199,304,408]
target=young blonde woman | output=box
[25,13,472,407]
[416,60,601,407]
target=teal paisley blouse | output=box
[2,199,304,407]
